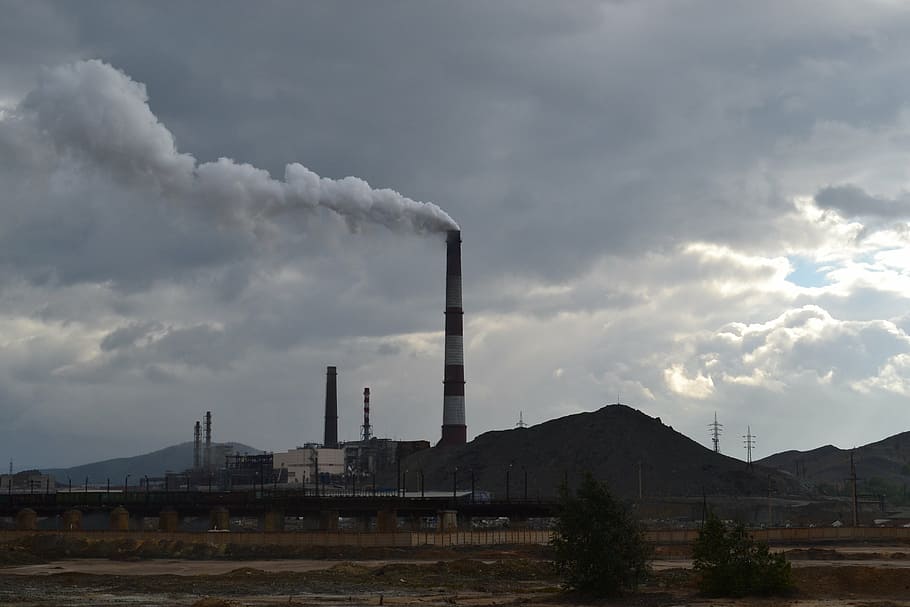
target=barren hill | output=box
[758,431,910,495]
[403,404,803,499]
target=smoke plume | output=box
[4,60,458,236]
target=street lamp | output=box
[453,467,458,499]
[506,465,512,503]
[124,474,130,494]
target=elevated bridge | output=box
[0,490,558,532]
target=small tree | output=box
[550,473,651,596]
[693,512,793,596]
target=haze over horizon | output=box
[3,2,910,469]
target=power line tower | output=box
[708,412,723,453]
[743,426,756,469]
[516,411,527,429]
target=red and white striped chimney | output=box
[439,229,466,446]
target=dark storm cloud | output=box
[815,184,910,220]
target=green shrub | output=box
[550,473,651,596]
[693,513,793,596]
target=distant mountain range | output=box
[757,432,910,497]
[43,441,261,485]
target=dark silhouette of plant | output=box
[693,512,793,596]
[550,472,651,596]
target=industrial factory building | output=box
[0,472,54,494]
[273,446,344,484]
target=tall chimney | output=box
[324,366,338,448]
[193,420,201,470]
[361,387,372,441]
[439,229,467,446]
[204,411,212,471]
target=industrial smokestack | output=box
[439,229,466,446]
[204,411,212,471]
[361,387,372,441]
[193,421,201,470]
[324,366,338,448]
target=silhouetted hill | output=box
[402,404,804,499]
[758,431,910,491]
[43,442,261,485]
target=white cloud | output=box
[664,364,715,399]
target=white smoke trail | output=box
[11,59,458,235]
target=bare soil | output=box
[2,541,910,606]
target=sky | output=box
[3,1,910,469]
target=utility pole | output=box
[743,426,756,470]
[850,450,859,527]
[767,474,772,527]
[708,412,723,453]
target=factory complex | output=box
[164,230,466,493]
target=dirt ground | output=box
[2,541,910,606]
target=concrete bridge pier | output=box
[159,508,179,532]
[261,510,284,532]
[376,508,398,532]
[437,510,458,532]
[319,510,339,531]
[210,506,230,531]
[110,506,130,531]
[16,508,37,530]
[62,509,83,531]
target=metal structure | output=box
[743,426,755,468]
[324,366,338,448]
[361,387,372,441]
[226,453,282,488]
[440,229,466,446]
[203,411,212,471]
[193,421,201,470]
[516,411,527,429]
[708,412,723,453]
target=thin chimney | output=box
[204,411,212,471]
[324,366,338,448]
[193,420,201,470]
[439,229,467,446]
[361,387,372,441]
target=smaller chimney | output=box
[324,366,338,448]
[204,411,212,471]
[193,421,201,470]
[361,387,372,441]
